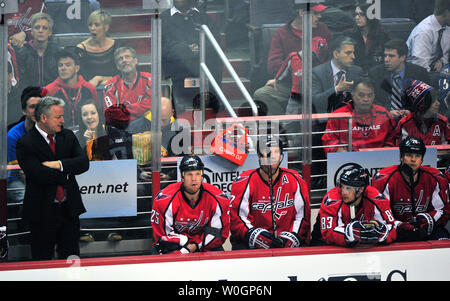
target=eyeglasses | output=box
[354,12,366,18]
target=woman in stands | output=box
[76,9,120,88]
[343,2,391,71]
[75,98,106,148]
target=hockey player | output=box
[229,134,311,250]
[151,154,231,254]
[314,167,397,247]
[372,137,450,241]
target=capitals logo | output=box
[251,187,294,220]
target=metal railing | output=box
[199,24,259,123]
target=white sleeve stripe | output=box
[292,182,305,233]
[204,201,224,247]
[238,184,253,230]
[164,201,175,235]
[431,181,444,222]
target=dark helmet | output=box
[399,136,426,157]
[339,167,370,188]
[179,154,204,175]
[257,134,286,157]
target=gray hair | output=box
[31,12,54,31]
[114,47,137,64]
[35,96,65,122]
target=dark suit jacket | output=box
[16,126,89,223]
[312,61,365,113]
[368,62,431,110]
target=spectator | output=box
[45,49,100,132]
[16,12,61,91]
[372,137,450,241]
[128,96,191,187]
[312,166,397,247]
[7,45,21,126]
[161,0,223,114]
[322,80,396,154]
[406,0,450,72]
[103,47,152,121]
[369,39,431,120]
[128,97,191,158]
[151,154,231,254]
[391,80,449,146]
[75,98,106,148]
[270,36,328,115]
[76,9,119,88]
[311,36,365,114]
[343,2,391,72]
[229,134,311,250]
[6,0,46,48]
[86,103,132,161]
[81,104,133,242]
[253,3,331,116]
[7,87,44,204]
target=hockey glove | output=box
[344,221,379,246]
[155,234,189,254]
[245,228,284,249]
[278,231,303,248]
[370,220,389,243]
[415,213,434,236]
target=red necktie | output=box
[48,134,65,202]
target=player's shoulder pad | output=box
[233,169,256,184]
[421,166,447,180]
[365,186,388,202]
[321,188,342,208]
[154,182,181,202]
[280,168,305,180]
[373,165,397,181]
[202,182,231,201]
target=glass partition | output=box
[1,0,449,261]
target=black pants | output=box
[30,202,80,261]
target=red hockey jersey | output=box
[151,181,230,251]
[45,75,100,129]
[229,168,311,246]
[322,103,396,153]
[318,186,397,247]
[103,72,152,120]
[391,113,449,146]
[372,165,449,227]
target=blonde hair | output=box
[88,9,112,26]
[31,12,54,30]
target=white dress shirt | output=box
[406,14,450,71]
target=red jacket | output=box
[390,113,449,146]
[322,103,396,154]
[275,37,328,97]
[267,21,331,76]
[45,75,100,130]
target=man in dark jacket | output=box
[368,39,431,120]
[161,0,223,114]
[16,96,89,260]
